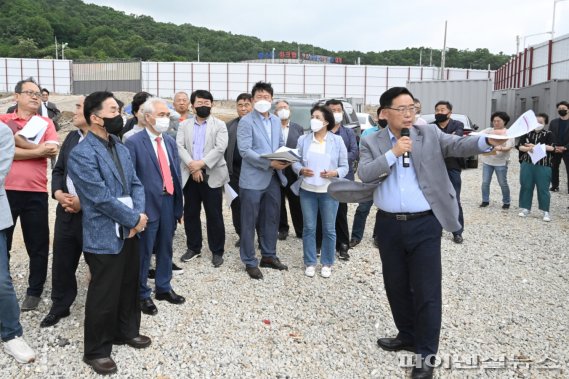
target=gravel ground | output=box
[1,110,568,377]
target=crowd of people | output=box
[1,77,568,378]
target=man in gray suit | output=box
[357,87,503,379]
[0,122,36,363]
[274,100,304,240]
[237,81,289,279]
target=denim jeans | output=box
[351,200,373,241]
[300,189,339,266]
[481,163,510,204]
[0,229,23,342]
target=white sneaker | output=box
[321,266,332,278]
[518,209,530,217]
[305,266,315,277]
[3,336,35,363]
[543,212,551,222]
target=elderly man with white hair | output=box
[125,97,185,317]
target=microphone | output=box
[400,128,410,168]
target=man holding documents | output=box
[0,78,59,311]
[237,81,290,280]
[292,105,348,278]
[357,87,504,379]
[67,91,150,375]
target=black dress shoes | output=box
[412,363,434,379]
[114,335,151,349]
[246,266,264,279]
[349,238,361,248]
[140,298,158,315]
[338,243,350,260]
[377,337,415,352]
[155,290,185,304]
[452,234,463,244]
[479,202,489,207]
[502,203,510,209]
[260,257,288,270]
[40,309,70,328]
[234,238,240,247]
[550,186,559,192]
[278,230,288,240]
[83,356,117,375]
[212,254,224,268]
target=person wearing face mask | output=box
[480,111,514,209]
[237,81,290,280]
[413,98,428,126]
[177,90,229,268]
[125,98,185,316]
[67,91,150,375]
[225,93,253,247]
[350,107,386,249]
[548,100,569,193]
[516,113,556,222]
[292,105,348,278]
[320,99,358,260]
[122,91,153,142]
[274,100,304,241]
[433,100,465,243]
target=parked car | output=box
[357,112,378,131]
[421,113,480,168]
[272,97,361,138]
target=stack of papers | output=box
[261,146,301,162]
[471,110,540,139]
[17,116,48,144]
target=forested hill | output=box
[0,0,510,69]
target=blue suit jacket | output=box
[68,132,145,254]
[237,110,286,190]
[125,130,183,222]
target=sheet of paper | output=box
[223,182,238,207]
[471,110,540,139]
[116,196,134,238]
[261,147,301,162]
[17,116,48,144]
[528,143,547,164]
[303,151,330,187]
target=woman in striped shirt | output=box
[516,113,556,221]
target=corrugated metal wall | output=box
[72,61,141,94]
[0,58,72,93]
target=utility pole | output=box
[440,20,448,80]
[516,35,520,55]
[62,43,68,60]
[55,36,58,60]
[197,41,200,62]
[419,48,423,66]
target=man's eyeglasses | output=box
[386,106,418,114]
[18,90,42,98]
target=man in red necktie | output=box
[125,98,185,316]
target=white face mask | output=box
[310,118,325,132]
[154,117,170,133]
[254,100,271,113]
[277,108,290,120]
[534,124,544,132]
[333,112,343,124]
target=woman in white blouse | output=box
[292,105,348,278]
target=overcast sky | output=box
[87,0,569,56]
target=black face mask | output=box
[559,109,568,117]
[434,113,448,123]
[101,115,124,135]
[195,106,211,118]
[378,119,388,128]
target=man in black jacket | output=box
[434,101,465,244]
[549,100,569,193]
[40,97,87,328]
[274,100,304,240]
[225,93,253,247]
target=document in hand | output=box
[471,110,540,139]
[261,146,301,162]
[528,143,547,164]
[17,116,48,144]
[303,151,331,187]
[116,196,134,239]
[223,182,238,207]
